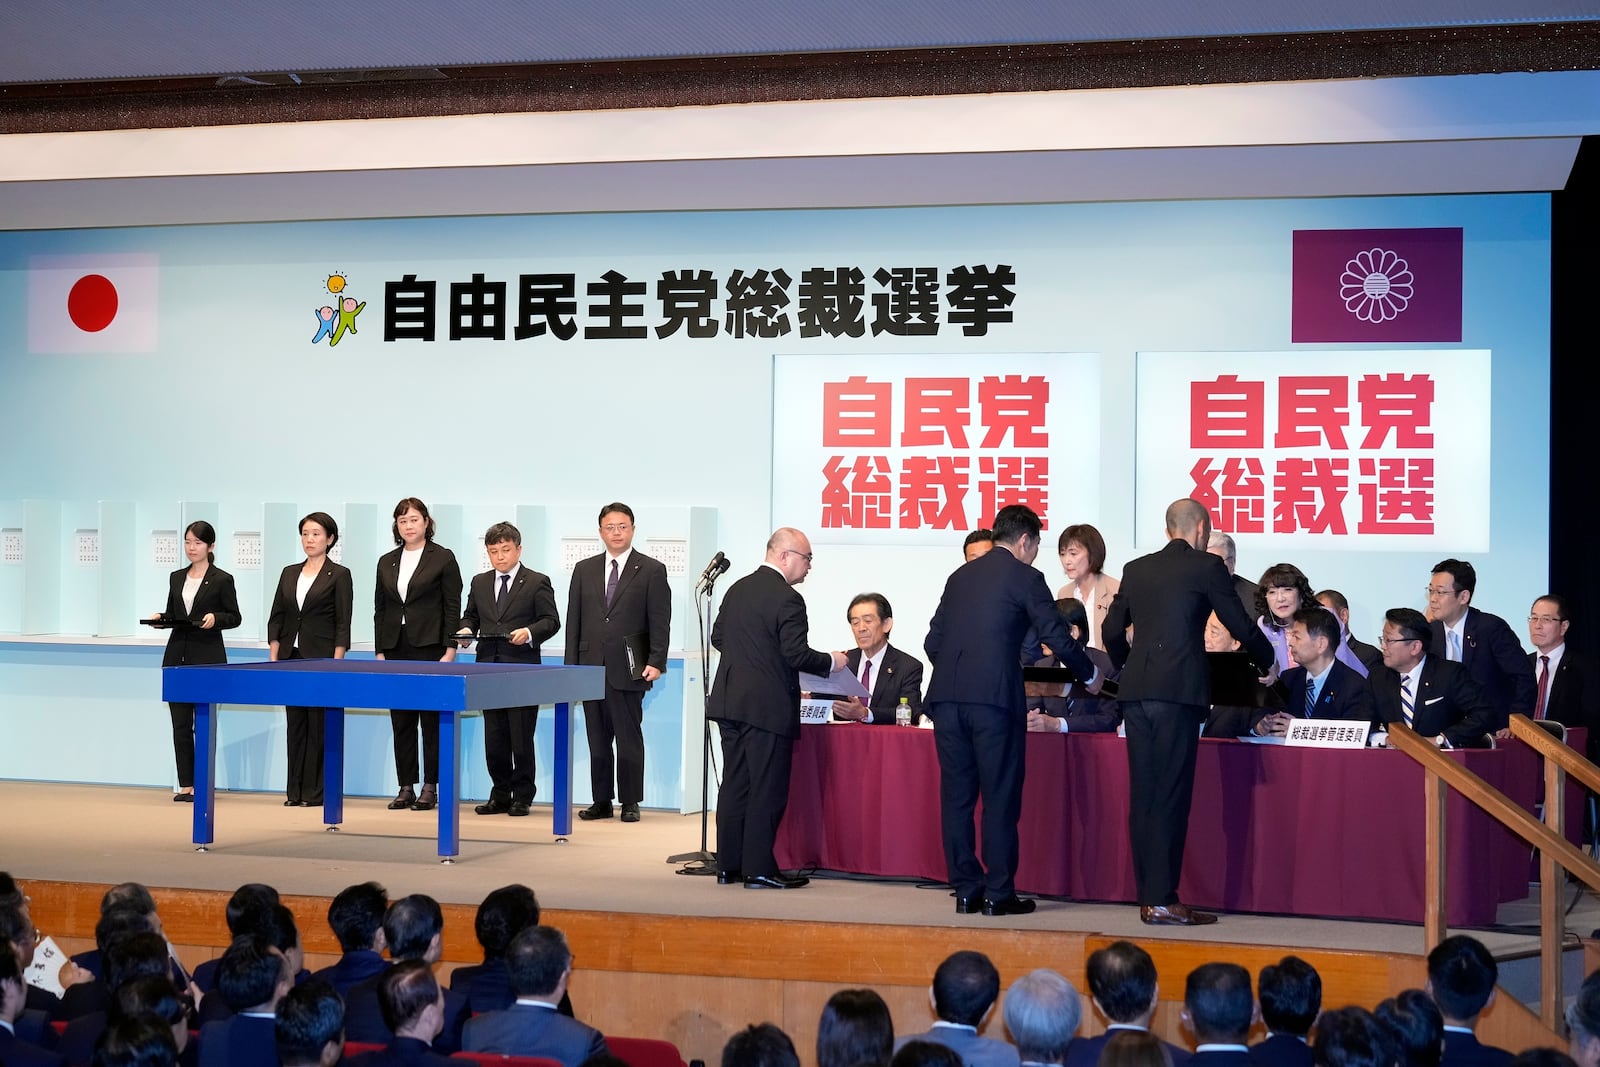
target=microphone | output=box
[696,551,730,590]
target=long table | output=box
[162,660,604,860]
[775,725,1582,924]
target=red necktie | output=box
[1535,655,1550,719]
[861,659,872,693]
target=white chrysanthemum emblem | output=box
[1339,248,1414,323]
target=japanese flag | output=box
[28,253,160,353]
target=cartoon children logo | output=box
[312,272,365,346]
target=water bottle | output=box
[896,697,912,726]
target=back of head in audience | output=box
[1425,935,1498,1025]
[276,979,346,1067]
[383,894,444,963]
[225,883,280,935]
[1100,1030,1174,1067]
[1509,1051,1578,1067]
[1315,1008,1396,1067]
[1184,962,1255,1045]
[1376,989,1444,1067]
[113,976,189,1054]
[0,903,36,969]
[723,1022,801,1067]
[474,884,541,961]
[96,904,159,954]
[892,1041,965,1067]
[0,872,23,910]
[378,958,443,1040]
[1258,956,1321,1038]
[1087,940,1160,1027]
[101,883,158,919]
[506,925,571,1001]
[931,950,1001,1027]
[0,942,27,1022]
[328,882,388,954]
[1568,970,1600,1067]
[1003,969,1082,1065]
[92,1015,179,1067]
[817,989,893,1067]
[217,933,290,1013]
[104,932,173,993]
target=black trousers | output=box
[1122,699,1204,906]
[483,705,538,804]
[583,687,646,805]
[386,638,445,786]
[168,703,196,789]
[930,701,1026,900]
[714,721,792,877]
[283,649,324,804]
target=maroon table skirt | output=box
[774,725,1584,925]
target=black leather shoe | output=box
[475,799,510,815]
[174,792,194,803]
[621,803,641,823]
[983,895,1037,916]
[717,870,743,885]
[745,873,809,890]
[577,801,614,821]
[284,799,304,807]
[387,786,415,810]
[507,801,531,817]
[1139,903,1217,926]
[411,785,437,812]
[955,895,984,914]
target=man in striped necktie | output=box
[1373,607,1497,749]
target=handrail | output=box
[1386,721,1600,1032]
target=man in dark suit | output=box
[1248,957,1319,1067]
[310,882,388,997]
[458,521,561,817]
[895,951,1018,1067]
[1104,499,1274,927]
[1206,530,1258,625]
[0,947,64,1067]
[566,503,672,824]
[1427,936,1511,1067]
[1427,559,1535,731]
[1182,964,1256,1067]
[1315,590,1383,675]
[1370,608,1497,749]
[708,528,846,890]
[460,927,606,1066]
[275,980,346,1067]
[344,896,469,1055]
[198,934,293,1067]
[1251,608,1373,737]
[1528,594,1599,736]
[1065,941,1189,1067]
[828,593,924,724]
[344,961,455,1067]
[925,505,1101,917]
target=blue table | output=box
[162,660,605,860]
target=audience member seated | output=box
[963,531,995,563]
[817,989,894,1067]
[725,1024,801,1067]
[1312,1008,1394,1067]
[1370,609,1497,749]
[1102,1032,1176,1067]
[1066,940,1189,1067]
[274,980,345,1067]
[895,1044,966,1067]
[450,884,574,1018]
[197,934,293,1067]
[192,885,280,995]
[1001,969,1082,1067]
[1026,598,1120,735]
[309,883,388,998]
[830,594,925,725]
[343,961,453,1067]
[1206,532,1257,624]
[1427,559,1535,731]
[0,943,65,1067]
[894,950,1018,1067]
[0,896,62,1033]
[1248,956,1319,1067]
[1252,611,1373,737]
[71,885,164,983]
[112,979,191,1067]
[1255,565,1367,678]
[1054,524,1120,652]
[344,896,468,1054]
[197,903,301,1025]
[1315,591,1383,675]
[1428,936,1510,1067]
[1183,963,1255,1067]
[1375,991,1443,1067]
[58,907,162,1022]
[59,933,174,1065]
[1567,970,1600,1067]
[91,1016,179,1067]
[461,926,605,1066]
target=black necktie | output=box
[496,573,509,608]
[605,559,620,607]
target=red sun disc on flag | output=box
[67,274,118,333]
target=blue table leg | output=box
[554,701,572,839]
[324,707,345,829]
[193,702,216,849]
[439,711,460,861]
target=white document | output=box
[798,665,871,698]
[25,934,68,996]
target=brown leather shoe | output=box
[1139,903,1218,926]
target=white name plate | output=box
[800,698,833,724]
[1284,718,1371,748]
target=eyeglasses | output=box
[1528,615,1564,624]
[600,524,631,533]
[784,550,814,563]
[1425,586,1459,598]
[1376,636,1421,646]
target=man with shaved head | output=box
[707,527,847,889]
[1104,499,1274,926]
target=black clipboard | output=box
[1207,651,1285,709]
[622,632,651,680]
[1023,664,1120,698]
[140,616,194,630]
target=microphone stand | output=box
[669,562,725,875]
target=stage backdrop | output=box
[0,193,1551,799]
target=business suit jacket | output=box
[1189,1051,1252,1067]
[895,1026,1019,1067]
[1370,656,1498,748]
[1346,634,1384,674]
[1032,645,1121,733]
[462,1002,608,1066]
[449,960,575,1018]
[267,560,354,657]
[1430,607,1535,728]
[1276,660,1375,723]
[309,949,388,997]
[1104,540,1275,703]
[0,1026,65,1067]
[161,565,242,667]
[344,1037,455,1067]
[345,968,470,1054]
[463,565,561,665]
[1058,573,1121,650]
[1440,1030,1512,1067]
[843,644,924,723]
[1536,647,1600,736]
[1248,1035,1311,1067]
[564,550,671,690]
[198,1013,278,1067]
[1066,1030,1189,1067]
[708,565,833,738]
[373,541,462,652]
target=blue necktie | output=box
[1400,676,1415,727]
[1305,677,1317,718]
[1448,630,1462,662]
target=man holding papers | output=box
[830,593,924,724]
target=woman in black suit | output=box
[373,496,462,811]
[267,510,355,808]
[153,520,241,802]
